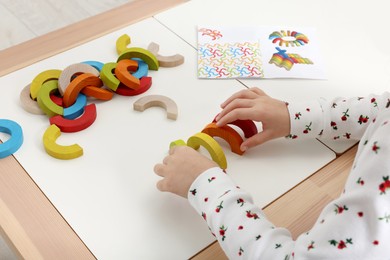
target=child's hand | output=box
[154,146,218,198]
[215,87,290,151]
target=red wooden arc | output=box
[115,76,152,96]
[49,103,97,133]
[213,115,257,138]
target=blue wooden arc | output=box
[0,119,24,159]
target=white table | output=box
[0,7,335,260]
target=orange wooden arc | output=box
[114,59,140,90]
[201,122,245,155]
[62,73,102,107]
[81,86,114,101]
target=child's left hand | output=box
[154,146,218,198]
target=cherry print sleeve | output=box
[286,92,390,141]
[187,95,390,259]
[188,167,295,259]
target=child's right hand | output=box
[215,87,290,151]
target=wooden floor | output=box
[0,0,131,258]
[0,0,130,50]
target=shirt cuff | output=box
[187,167,241,217]
[286,99,324,140]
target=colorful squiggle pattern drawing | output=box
[269,30,309,47]
[269,47,313,71]
[198,42,264,78]
[198,28,223,41]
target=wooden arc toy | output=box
[30,69,62,100]
[0,119,24,159]
[115,76,152,96]
[37,79,64,117]
[116,34,131,55]
[131,59,148,79]
[82,60,104,72]
[202,122,245,155]
[62,73,102,107]
[169,139,187,148]
[133,94,178,120]
[50,103,97,133]
[228,119,258,138]
[212,115,258,138]
[20,84,45,115]
[187,132,227,170]
[115,35,149,77]
[81,85,114,101]
[114,59,140,90]
[42,124,83,160]
[41,91,87,120]
[117,47,159,71]
[147,42,185,68]
[58,63,100,95]
[50,94,63,106]
[63,94,87,119]
[100,62,120,91]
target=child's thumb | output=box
[240,131,273,151]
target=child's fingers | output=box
[168,145,179,155]
[216,98,253,123]
[220,88,259,109]
[162,154,172,165]
[248,87,267,96]
[216,107,250,127]
[153,163,166,177]
[241,130,273,150]
[156,179,168,192]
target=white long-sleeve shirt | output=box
[188,93,390,259]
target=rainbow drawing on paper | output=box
[269,47,313,71]
[198,42,263,78]
[197,25,326,79]
[268,30,309,47]
[198,28,223,41]
[197,26,264,79]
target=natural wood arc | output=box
[190,145,358,260]
[0,0,188,77]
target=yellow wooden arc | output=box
[187,132,227,170]
[116,34,131,55]
[30,69,62,100]
[42,124,83,160]
[169,139,187,149]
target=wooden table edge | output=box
[0,0,188,259]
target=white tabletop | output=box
[155,0,390,154]
[0,17,335,259]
